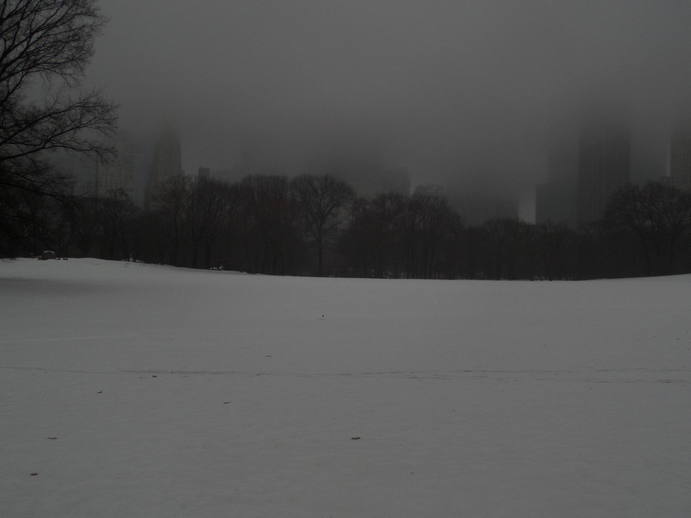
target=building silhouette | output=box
[577,123,630,224]
[145,126,183,205]
[448,191,518,225]
[536,132,578,226]
[535,179,577,226]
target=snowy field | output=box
[1,258,691,517]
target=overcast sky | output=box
[87,0,691,192]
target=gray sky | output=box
[87,0,691,192]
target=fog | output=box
[86,0,691,198]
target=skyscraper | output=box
[535,179,577,226]
[577,123,630,224]
[145,126,183,205]
[536,131,578,226]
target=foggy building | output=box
[450,192,518,225]
[577,123,631,224]
[305,135,411,197]
[535,134,578,226]
[54,132,137,200]
[535,179,577,226]
[445,172,519,225]
[95,132,137,199]
[145,126,184,204]
[668,123,691,191]
[197,167,211,179]
[316,157,411,197]
[211,147,286,185]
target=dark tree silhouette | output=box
[236,175,302,274]
[0,0,117,255]
[27,162,691,280]
[404,187,463,278]
[151,175,191,266]
[339,192,408,277]
[187,176,232,268]
[533,222,578,280]
[605,182,691,275]
[479,219,534,279]
[291,174,355,275]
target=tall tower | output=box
[536,129,579,226]
[577,123,631,224]
[146,126,183,205]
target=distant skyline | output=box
[87,0,691,195]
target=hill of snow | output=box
[2,259,690,517]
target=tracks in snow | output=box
[1,365,691,385]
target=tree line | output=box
[2,1,691,280]
[4,172,691,280]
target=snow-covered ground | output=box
[1,258,690,517]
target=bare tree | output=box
[405,187,462,278]
[0,0,117,253]
[151,175,192,267]
[188,176,232,268]
[291,174,355,275]
[238,175,301,274]
[605,182,691,275]
[479,219,534,280]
